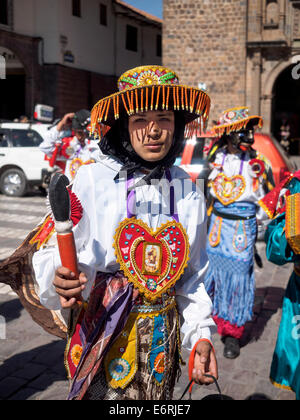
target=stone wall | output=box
[42,65,117,117]
[163,0,248,127]
[0,29,43,117]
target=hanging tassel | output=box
[116,94,120,119]
[141,88,144,112]
[122,93,130,116]
[100,100,108,122]
[155,85,161,110]
[184,87,188,111]
[173,86,177,111]
[181,87,185,110]
[151,86,155,110]
[176,86,180,110]
[135,89,139,113]
[166,85,170,111]
[146,86,149,111]
[130,90,134,115]
[104,98,111,121]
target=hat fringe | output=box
[213,116,263,137]
[91,85,210,139]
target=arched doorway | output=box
[272,64,300,155]
[0,46,26,121]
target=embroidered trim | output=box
[29,215,55,250]
[286,193,300,254]
[148,314,167,386]
[104,313,139,390]
[208,216,222,247]
[258,198,275,219]
[270,378,293,393]
[212,173,246,206]
[232,220,248,253]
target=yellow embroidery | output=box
[104,312,139,390]
[208,216,222,248]
[286,193,300,254]
[29,215,55,250]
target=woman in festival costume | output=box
[259,171,300,399]
[32,65,218,400]
[204,107,274,359]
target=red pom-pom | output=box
[68,190,83,226]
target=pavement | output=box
[0,176,298,400]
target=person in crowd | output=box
[204,107,274,359]
[32,65,218,400]
[40,110,100,181]
[260,170,300,400]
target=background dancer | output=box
[40,109,100,181]
[260,170,300,399]
[205,107,274,359]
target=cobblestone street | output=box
[0,194,297,400]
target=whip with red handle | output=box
[49,173,82,304]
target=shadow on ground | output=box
[0,340,68,400]
[241,286,285,347]
[0,298,23,323]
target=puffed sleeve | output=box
[39,126,60,157]
[175,189,216,351]
[265,213,295,266]
[32,166,97,310]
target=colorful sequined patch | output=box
[212,173,246,206]
[70,158,95,179]
[148,314,167,385]
[104,313,138,389]
[232,220,248,253]
[113,218,190,302]
[208,216,222,247]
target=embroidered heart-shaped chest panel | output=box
[113,218,190,301]
[212,173,246,206]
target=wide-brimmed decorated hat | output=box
[90,65,210,138]
[213,106,263,137]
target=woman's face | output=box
[128,110,175,162]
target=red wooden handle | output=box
[57,232,79,276]
[57,232,82,304]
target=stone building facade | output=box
[163,0,300,146]
[0,0,162,120]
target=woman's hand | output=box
[192,340,218,385]
[53,266,88,309]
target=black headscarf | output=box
[99,112,186,189]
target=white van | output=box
[0,122,52,197]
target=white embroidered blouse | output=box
[32,156,215,351]
[208,148,271,220]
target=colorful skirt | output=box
[270,270,300,399]
[65,272,181,400]
[204,201,257,337]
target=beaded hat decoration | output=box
[213,106,263,137]
[90,65,211,138]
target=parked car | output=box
[0,122,52,197]
[178,132,296,187]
